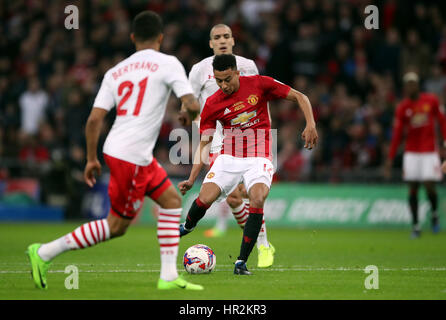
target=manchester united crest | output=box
[247,94,259,105]
[207,172,215,179]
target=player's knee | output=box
[408,183,419,195]
[198,194,213,207]
[109,224,129,238]
[156,186,182,209]
[198,189,218,206]
[249,197,266,209]
[249,191,268,208]
[163,193,182,209]
[226,193,243,208]
[424,183,436,195]
[198,183,221,206]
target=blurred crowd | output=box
[1,0,446,197]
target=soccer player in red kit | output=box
[178,54,318,274]
[385,72,446,238]
[185,24,275,269]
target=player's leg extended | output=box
[181,182,221,236]
[408,181,421,238]
[152,184,203,290]
[26,154,144,289]
[235,183,270,275]
[26,212,126,289]
[424,181,439,233]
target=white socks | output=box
[38,218,111,261]
[231,202,249,228]
[256,219,270,248]
[157,208,181,281]
[215,202,230,231]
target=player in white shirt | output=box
[181,24,275,268]
[26,11,203,291]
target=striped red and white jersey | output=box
[200,75,291,160]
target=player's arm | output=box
[387,104,405,162]
[178,102,216,195]
[178,134,213,195]
[84,107,108,187]
[84,72,114,187]
[285,88,318,149]
[384,103,405,178]
[431,97,446,162]
[165,57,200,126]
[432,96,446,148]
[179,93,200,126]
[260,75,318,149]
[438,107,446,148]
[179,64,202,125]
[442,160,446,174]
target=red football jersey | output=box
[388,92,446,160]
[200,75,291,159]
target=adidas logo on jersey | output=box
[224,108,231,115]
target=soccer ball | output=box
[183,244,216,274]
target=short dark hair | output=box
[132,11,163,42]
[212,54,237,71]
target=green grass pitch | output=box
[1,222,446,300]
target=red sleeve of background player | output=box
[199,100,217,136]
[388,102,406,160]
[258,75,291,101]
[431,94,446,145]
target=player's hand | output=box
[441,160,446,174]
[383,159,392,180]
[84,159,102,188]
[178,110,191,126]
[441,145,446,160]
[178,180,194,195]
[301,124,318,150]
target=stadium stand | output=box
[1,0,446,218]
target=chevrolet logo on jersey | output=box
[411,113,428,127]
[231,111,257,126]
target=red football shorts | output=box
[104,154,172,220]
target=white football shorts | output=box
[402,152,442,181]
[202,154,275,202]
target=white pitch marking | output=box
[2,266,446,274]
